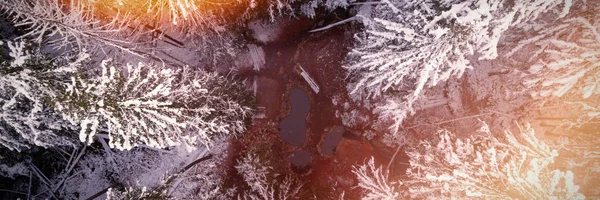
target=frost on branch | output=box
[352,157,400,200]
[0,0,137,57]
[106,186,170,200]
[405,122,584,199]
[56,60,253,150]
[518,4,600,100]
[345,0,572,134]
[300,0,350,18]
[235,153,302,199]
[0,40,77,151]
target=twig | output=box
[144,24,184,47]
[309,16,357,33]
[406,112,493,130]
[53,145,86,194]
[0,189,28,196]
[386,145,402,172]
[97,137,119,171]
[32,188,48,198]
[96,137,152,172]
[349,1,384,5]
[28,163,58,199]
[28,171,32,199]
[164,154,213,186]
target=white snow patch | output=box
[248,19,283,43]
[247,44,265,71]
[0,163,28,179]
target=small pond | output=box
[320,127,345,156]
[278,88,310,146]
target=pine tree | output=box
[0,0,139,57]
[353,122,586,199]
[0,40,78,151]
[345,0,572,134]
[55,60,253,150]
[405,123,584,199]
[516,2,600,101]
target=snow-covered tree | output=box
[517,2,599,101]
[300,0,351,18]
[353,122,585,199]
[0,0,139,57]
[235,152,302,199]
[345,0,572,134]
[106,186,171,200]
[352,157,400,200]
[55,60,253,150]
[512,6,600,189]
[90,0,258,35]
[0,40,78,151]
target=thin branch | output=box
[53,145,87,194]
[386,145,402,172]
[406,112,494,129]
[164,154,213,186]
[350,1,385,5]
[0,189,28,196]
[27,171,32,199]
[309,16,357,33]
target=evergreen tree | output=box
[353,122,585,199]
[56,60,253,150]
[0,40,78,151]
[345,0,572,134]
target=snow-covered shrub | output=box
[0,40,78,151]
[235,152,302,199]
[404,122,584,199]
[56,60,254,150]
[381,131,406,148]
[352,157,400,200]
[345,0,572,134]
[265,0,296,21]
[300,0,352,18]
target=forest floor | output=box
[223,16,394,198]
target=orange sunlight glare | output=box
[94,0,242,26]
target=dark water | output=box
[321,127,345,156]
[289,150,311,169]
[279,88,310,146]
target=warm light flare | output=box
[88,0,249,27]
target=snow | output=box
[0,163,28,179]
[346,0,573,135]
[352,157,400,200]
[299,64,320,93]
[7,40,30,67]
[248,44,265,71]
[248,19,283,43]
[62,60,252,151]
